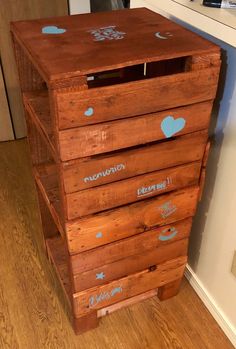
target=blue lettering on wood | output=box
[89,286,123,307]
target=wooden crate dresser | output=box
[11,8,221,334]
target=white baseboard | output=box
[185,265,236,348]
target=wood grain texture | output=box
[45,225,189,291]
[0,139,233,348]
[56,69,218,129]
[97,289,158,317]
[59,101,212,159]
[73,256,188,317]
[66,161,201,218]
[66,186,199,253]
[158,278,183,301]
[72,239,189,291]
[0,0,68,138]
[186,53,221,71]
[62,130,208,192]
[23,91,57,160]
[10,8,219,82]
[0,62,14,141]
[70,218,192,269]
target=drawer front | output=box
[70,218,192,273]
[63,130,208,193]
[66,161,201,219]
[59,101,212,160]
[66,186,199,254]
[73,256,187,317]
[72,238,188,292]
[56,67,219,129]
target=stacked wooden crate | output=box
[11,8,221,333]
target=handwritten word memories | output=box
[83,164,125,183]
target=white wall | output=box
[69,0,91,14]
[131,0,236,344]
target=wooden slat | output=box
[36,187,59,251]
[66,162,201,219]
[10,8,219,82]
[0,0,68,138]
[23,91,57,160]
[33,164,65,238]
[46,237,71,306]
[73,256,187,317]
[66,186,199,253]
[70,218,192,270]
[0,62,14,141]
[56,67,219,129]
[186,53,221,71]
[97,290,157,317]
[198,168,206,202]
[62,130,208,192]
[203,140,211,168]
[59,101,212,160]
[72,238,189,292]
[97,290,158,318]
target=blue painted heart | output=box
[161,116,186,138]
[84,107,94,117]
[42,26,66,34]
[96,232,103,238]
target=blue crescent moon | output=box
[155,32,168,40]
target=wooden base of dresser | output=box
[46,235,186,334]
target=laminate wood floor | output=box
[0,139,234,349]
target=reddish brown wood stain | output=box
[11,7,221,334]
[11,8,219,82]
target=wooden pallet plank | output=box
[97,289,158,317]
[63,130,208,192]
[66,161,201,218]
[70,218,192,271]
[59,101,212,160]
[66,186,199,253]
[56,67,219,129]
[73,256,187,317]
[72,238,188,292]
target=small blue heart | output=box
[84,107,94,117]
[161,116,186,138]
[42,26,66,35]
[96,232,103,238]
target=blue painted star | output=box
[96,272,105,280]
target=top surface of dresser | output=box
[11,7,219,82]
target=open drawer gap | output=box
[87,56,189,88]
